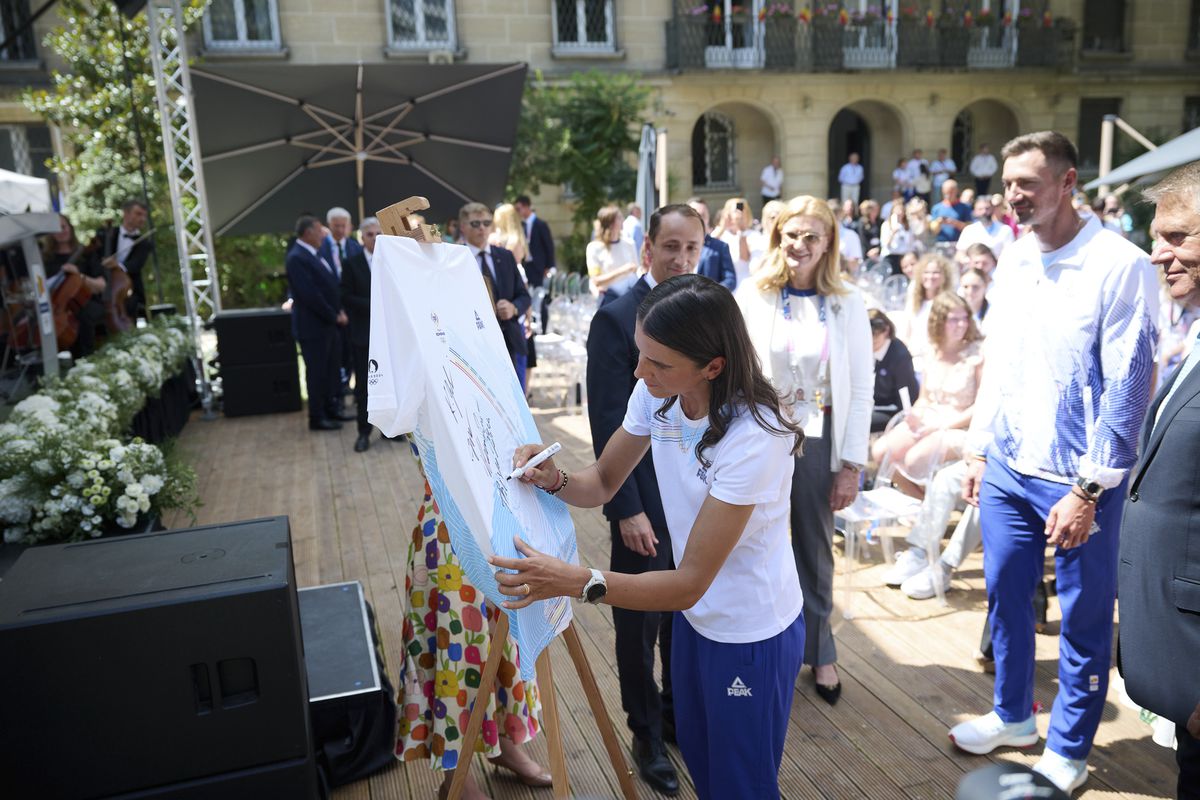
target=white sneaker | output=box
[948,711,1039,755]
[901,560,953,600]
[1033,749,1088,795]
[883,547,927,586]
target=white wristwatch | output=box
[580,568,607,604]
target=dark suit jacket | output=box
[320,235,364,275]
[1118,357,1200,724]
[696,235,736,290]
[285,243,341,341]
[95,225,154,308]
[586,276,667,531]
[340,250,371,348]
[484,245,531,358]
[523,215,555,288]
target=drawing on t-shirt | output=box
[367,236,577,678]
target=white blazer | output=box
[736,279,874,471]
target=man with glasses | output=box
[460,202,531,382]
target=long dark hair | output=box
[637,274,803,467]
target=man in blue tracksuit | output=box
[950,132,1158,796]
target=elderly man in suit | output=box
[460,202,531,381]
[286,214,350,432]
[685,197,736,291]
[321,207,363,399]
[340,216,380,453]
[1119,160,1200,799]
[585,204,707,797]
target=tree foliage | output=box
[23,0,206,232]
[506,70,650,271]
[23,0,291,310]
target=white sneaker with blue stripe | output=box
[948,711,1039,755]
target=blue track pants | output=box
[671,611,804,800]
[980,453,1125,760]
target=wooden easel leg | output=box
[563,622,641,800]
[535,649,570,799]
[447,612,509,800]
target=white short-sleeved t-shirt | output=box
[621,380,803,643]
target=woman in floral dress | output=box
[397,463,552,799]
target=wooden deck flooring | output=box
[164,402,1178,800]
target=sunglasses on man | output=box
[467,219,493,229]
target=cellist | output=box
[42,214,106,357]
[95,198,153,319]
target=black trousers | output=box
[352,342,371,436]
[297,332,340,422]
[974,177,992,197]
[610,518,674,743]
[73,298,105,358]
[1180,723,1200,800]
[339,326,353,390]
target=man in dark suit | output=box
[686,197,736,290]
[1118,161,1200,799]
[460,203,531,376]
[321,207,364,398]
[340,216,379,453]
[585,204,707,797]
[515,194,554,289]
[97,198,154,318]
[286,214,351,431]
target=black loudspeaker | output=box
[221,362,303,417]
[213,308,297,368]
[0,517,319,799]
[213,308,302,417]
[299,582,397,787]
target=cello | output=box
[11,243,94,350]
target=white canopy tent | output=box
[0,168,64,378]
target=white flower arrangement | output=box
[0,317,198,545]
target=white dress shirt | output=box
[956,219,1016,259]
[838,163,864,186]
[760,165,783,198]
[970,153,998,179]
[115,226,139,267]
[297,238,335,275]
[466,243,495,281]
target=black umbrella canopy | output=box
[192,62,528,236]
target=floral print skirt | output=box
[395,478,542,770]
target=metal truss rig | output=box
[146,0,222,413]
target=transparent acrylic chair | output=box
[835,408,952,617]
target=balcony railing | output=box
[665,15,1071,72]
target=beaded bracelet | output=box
[544,469,569,496]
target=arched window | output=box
[691,112,735,190]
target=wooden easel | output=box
[377,198,639,799]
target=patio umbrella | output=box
[1083,126,1200,192]
[635,123,658,217]
[191,62,528,236]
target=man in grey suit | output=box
[1119,160,1200,799]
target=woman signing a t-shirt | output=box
[490,274,806,800]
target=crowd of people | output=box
[282,131,1199,799]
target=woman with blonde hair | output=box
[736,195,873,706]
[585,204,638,297]
[489,203,528,265]
[871,291,983,493]
[749,198,787,276]
[900,253,956,370]
[905,196,934,253]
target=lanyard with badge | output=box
[780,288,829,439]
